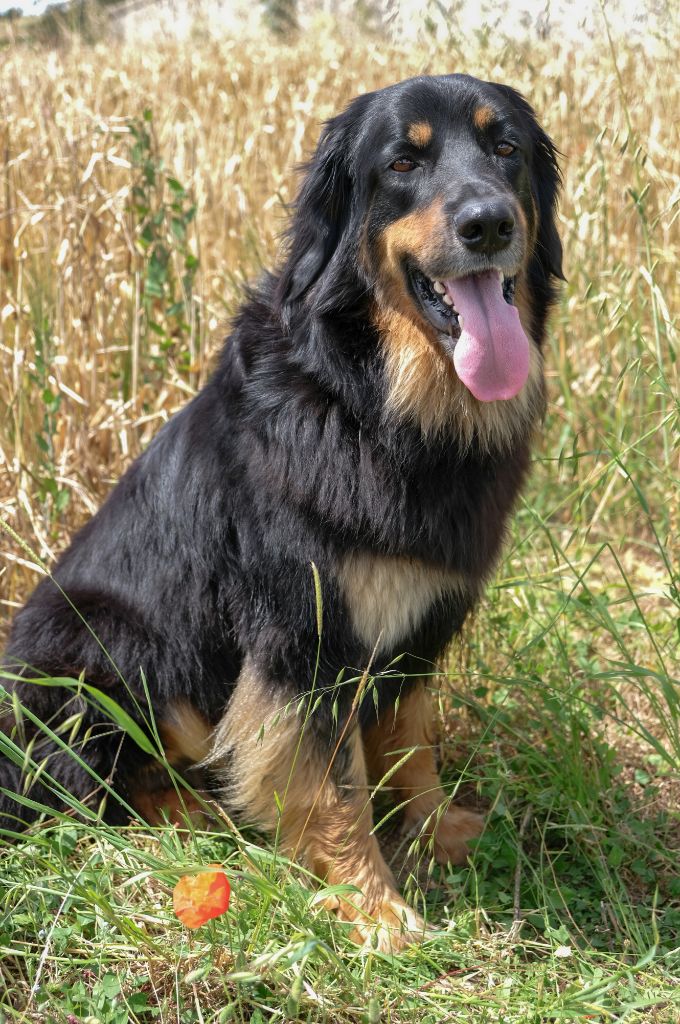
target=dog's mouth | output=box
[407,267,529,403]
[408,267,516,337]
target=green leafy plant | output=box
[127,110,200,394]
[27,305,70,522]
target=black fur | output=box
[1,74,562,830]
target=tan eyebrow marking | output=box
[473,105,496,130]
[406,121,433,147]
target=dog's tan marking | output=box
[369,201,545,444]
[129,703,212,826]
[132,785,205,827]
[160,702,212,764]
[473,105,495,130]
[338,552,469,654]
[514,273,535,346]
[406,121,433,147]
[380,198,448,278]
[376,294,546,444]
[207,659,425,950]
[515,203,537,258]
[204,660,303,827]
[363,684,483,865]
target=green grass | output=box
[1,414,678,1019]
[1,5,679,1021]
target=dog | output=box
[1,73,563,951]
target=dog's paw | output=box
[133,787,207,829]
[432,806,484,864]
[404,805,484,866]
[323,888,427,953]
[347,895,427,953]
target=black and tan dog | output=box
[1,74,563,950]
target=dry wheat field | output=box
[0,8,678,1023]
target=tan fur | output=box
[337,551,470,654]
[370,197,545,444]
[377,293,546,445]
[515,204,537,259]
[207,659,425,950]
[473,105,496,130]
[363,684,484,864]
[514,273,535,341]
[204,658,302,829]
[132,785,205,827]
[160,702,212,764]
[363,681,437,793]
[128,703,212,826]
[406,121,433,147]
[292,727,427,950]
[379,198,448,278]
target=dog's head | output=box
[277,75,563,438]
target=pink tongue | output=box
[444,271,530,402]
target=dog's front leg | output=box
[363,682,484,865]
[209,656,426,952]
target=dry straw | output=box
[0,20,677,622]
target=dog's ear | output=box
[277,102,367,317]
[493,85,565,282]
[530,127,565,282]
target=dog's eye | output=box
[494,142,516,157]
[391,158,417,172]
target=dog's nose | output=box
[453,199,515,254]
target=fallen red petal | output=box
[173,865,231,929]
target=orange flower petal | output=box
[173,865,231,929]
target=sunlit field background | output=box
[0,2,678,1020]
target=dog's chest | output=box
[337,552,468,655]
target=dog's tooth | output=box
[442,293,453,306]
[433,280,445,294]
